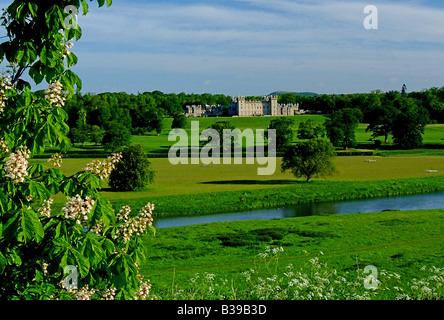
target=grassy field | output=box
[140,209,444,300]
[34,115,444,300]
[35,155,444,198]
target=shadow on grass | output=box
[200,179,301,186]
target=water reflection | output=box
[154,192,444,229]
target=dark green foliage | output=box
[204,121,238,150]
[266,118,294,152]
[102,121,132,152]
[325,108,363,149]
[297,119,326,140]
[109,145,156,191]
[171,113,187,129]
[391,98,430,149]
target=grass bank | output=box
[114,175,444,217]
[141,209,444,300]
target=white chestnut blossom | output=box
[62,41,74,59]
[38,198,54,218]
[101,287,117,300]
[0,137,8,154]
[134,275,152,300]
[45,80,66,108]
[0,74,13,114]
[67,285,98,300]
[4,145,31,184]
[47,153,63,167]
[61,195,95,225]
[84,153,123,179]
[114,203,154,243]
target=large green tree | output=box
[325,108,363,149]
[266,118,294,152]
[391,98,430,149]
[281,138,336,182]
[297,119,326,140]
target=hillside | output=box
[270,91,320,97]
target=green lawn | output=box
[141,208,444,300]
[34,155,444,202]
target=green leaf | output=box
[29,64,44,85]
[3,214,20,242]
[28,164,45,178]
[81,0,89,15]
[29,181,51,201]
[81,234,104,267]
[70,247,90,278]
[93,195,115,226]
[28,3,38,17]
[0,251,6,273]
[101,238,115,255]
[0,190,8,212]
[21,209,44,243]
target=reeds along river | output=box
[154,192,444,229]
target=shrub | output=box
[109,145,156,191]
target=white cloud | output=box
[2,0,443,94]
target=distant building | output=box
[185,96,299,118]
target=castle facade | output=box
[185,96,299,118]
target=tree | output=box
[297,119,326,140]
[171,113,187,129]
[71,125,90,147]
[90,125,105,145]
[109,145,156,191]
[203,121,238,151]
[391,98,430,149]
[266,118,294,152]
[0,1,155,300]
[325,108,363,149]
[102,120,132,152]
[365,92,397,144]
[281,138,336,182]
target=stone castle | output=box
[185,96,299,118]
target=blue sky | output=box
[1,0,444,96]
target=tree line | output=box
[60,91,231,150]
[60,86,444,151]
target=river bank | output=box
[111,175,444,218]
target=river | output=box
[154,192,444,229]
